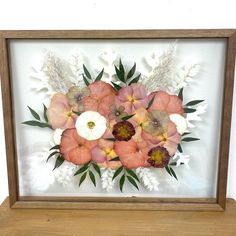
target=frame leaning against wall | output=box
[0,30,235,211]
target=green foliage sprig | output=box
[22,104,52,129]
[74,160,101,187]
[112,166,140,192]
[112,59,141,90]
[82,64,104,86]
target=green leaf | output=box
[111,81,122,91]
[178,88,183,101]
[53,155,64,170]
[27,106,40,120]
[47,151,59,162]
[185,100,204,106]
[73,111,82,116]
[119,174,125,192]
[119,59,125,80]
[165,166,172,177]
[74,164,89,176]
[127,63,136,80]
[95,68,104,81]
[105,138,116,141]
[83,64,92,80]
[182,132,191,136]
[83,74,90,86]
[92,163,101,177]
[79,172,87,186]
[169,162,177,166]
[126,169,140,182]
[112,166,123,181]
[43,104,48,122]
[128,73,141,85]
[147,95,155,110]
[89,170,96,186]
[109,156,120,161]
[22,120,52,129]
[182,137,200,142]
[49,145,60,151]
[127,176,139,190]
[177,144,183,153]
[184,108,196,113]
[169,167,178,180]
[121,114,135,121]
[115,66,125,83]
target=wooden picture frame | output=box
[0,30,235,211]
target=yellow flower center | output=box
[87,121,95,129]
[127,95,135,103]
[160,133,168,142]
[65,110,73,117]
[151,150,164,165]
[118,126,130,138]
[104,148,116,158]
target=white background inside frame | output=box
[7,39,225,198]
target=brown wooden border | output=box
[0,30,235,211]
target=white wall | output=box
[0,0,235,204]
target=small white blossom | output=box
[53,128,64,145]
[173,151,190,168]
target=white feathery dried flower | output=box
[101,168,116,191]
[136,167,159,191]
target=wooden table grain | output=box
[0,197,236,236]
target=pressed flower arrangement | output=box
[23,57,206,192]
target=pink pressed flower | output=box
[82,81,116,116]
[142,122,181,156]
[116,83,148,113]
[47,93,77,129]
[114,139,148,169]
[148,91,184,115]
[91,139,122,169]
[60,129,98,165]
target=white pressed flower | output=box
[186,104,207,128]
[75,111,107,140]
[136,168,159,191]
[170,114,188,134]
[173,151,190,168]
[97,49,118,84]
[101,168,115,191]
[53,128,64,144]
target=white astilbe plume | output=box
[31,50,78,97]
[142,43,177,93]
[136,168,159,191]
[54,162,78,189]
[97,49,118,84]
[186,104,208,128]
[101,168,115,191]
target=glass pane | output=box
[8,39,226,198]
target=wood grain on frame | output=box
[0,30,235,211]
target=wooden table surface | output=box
[0,197,236,236]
